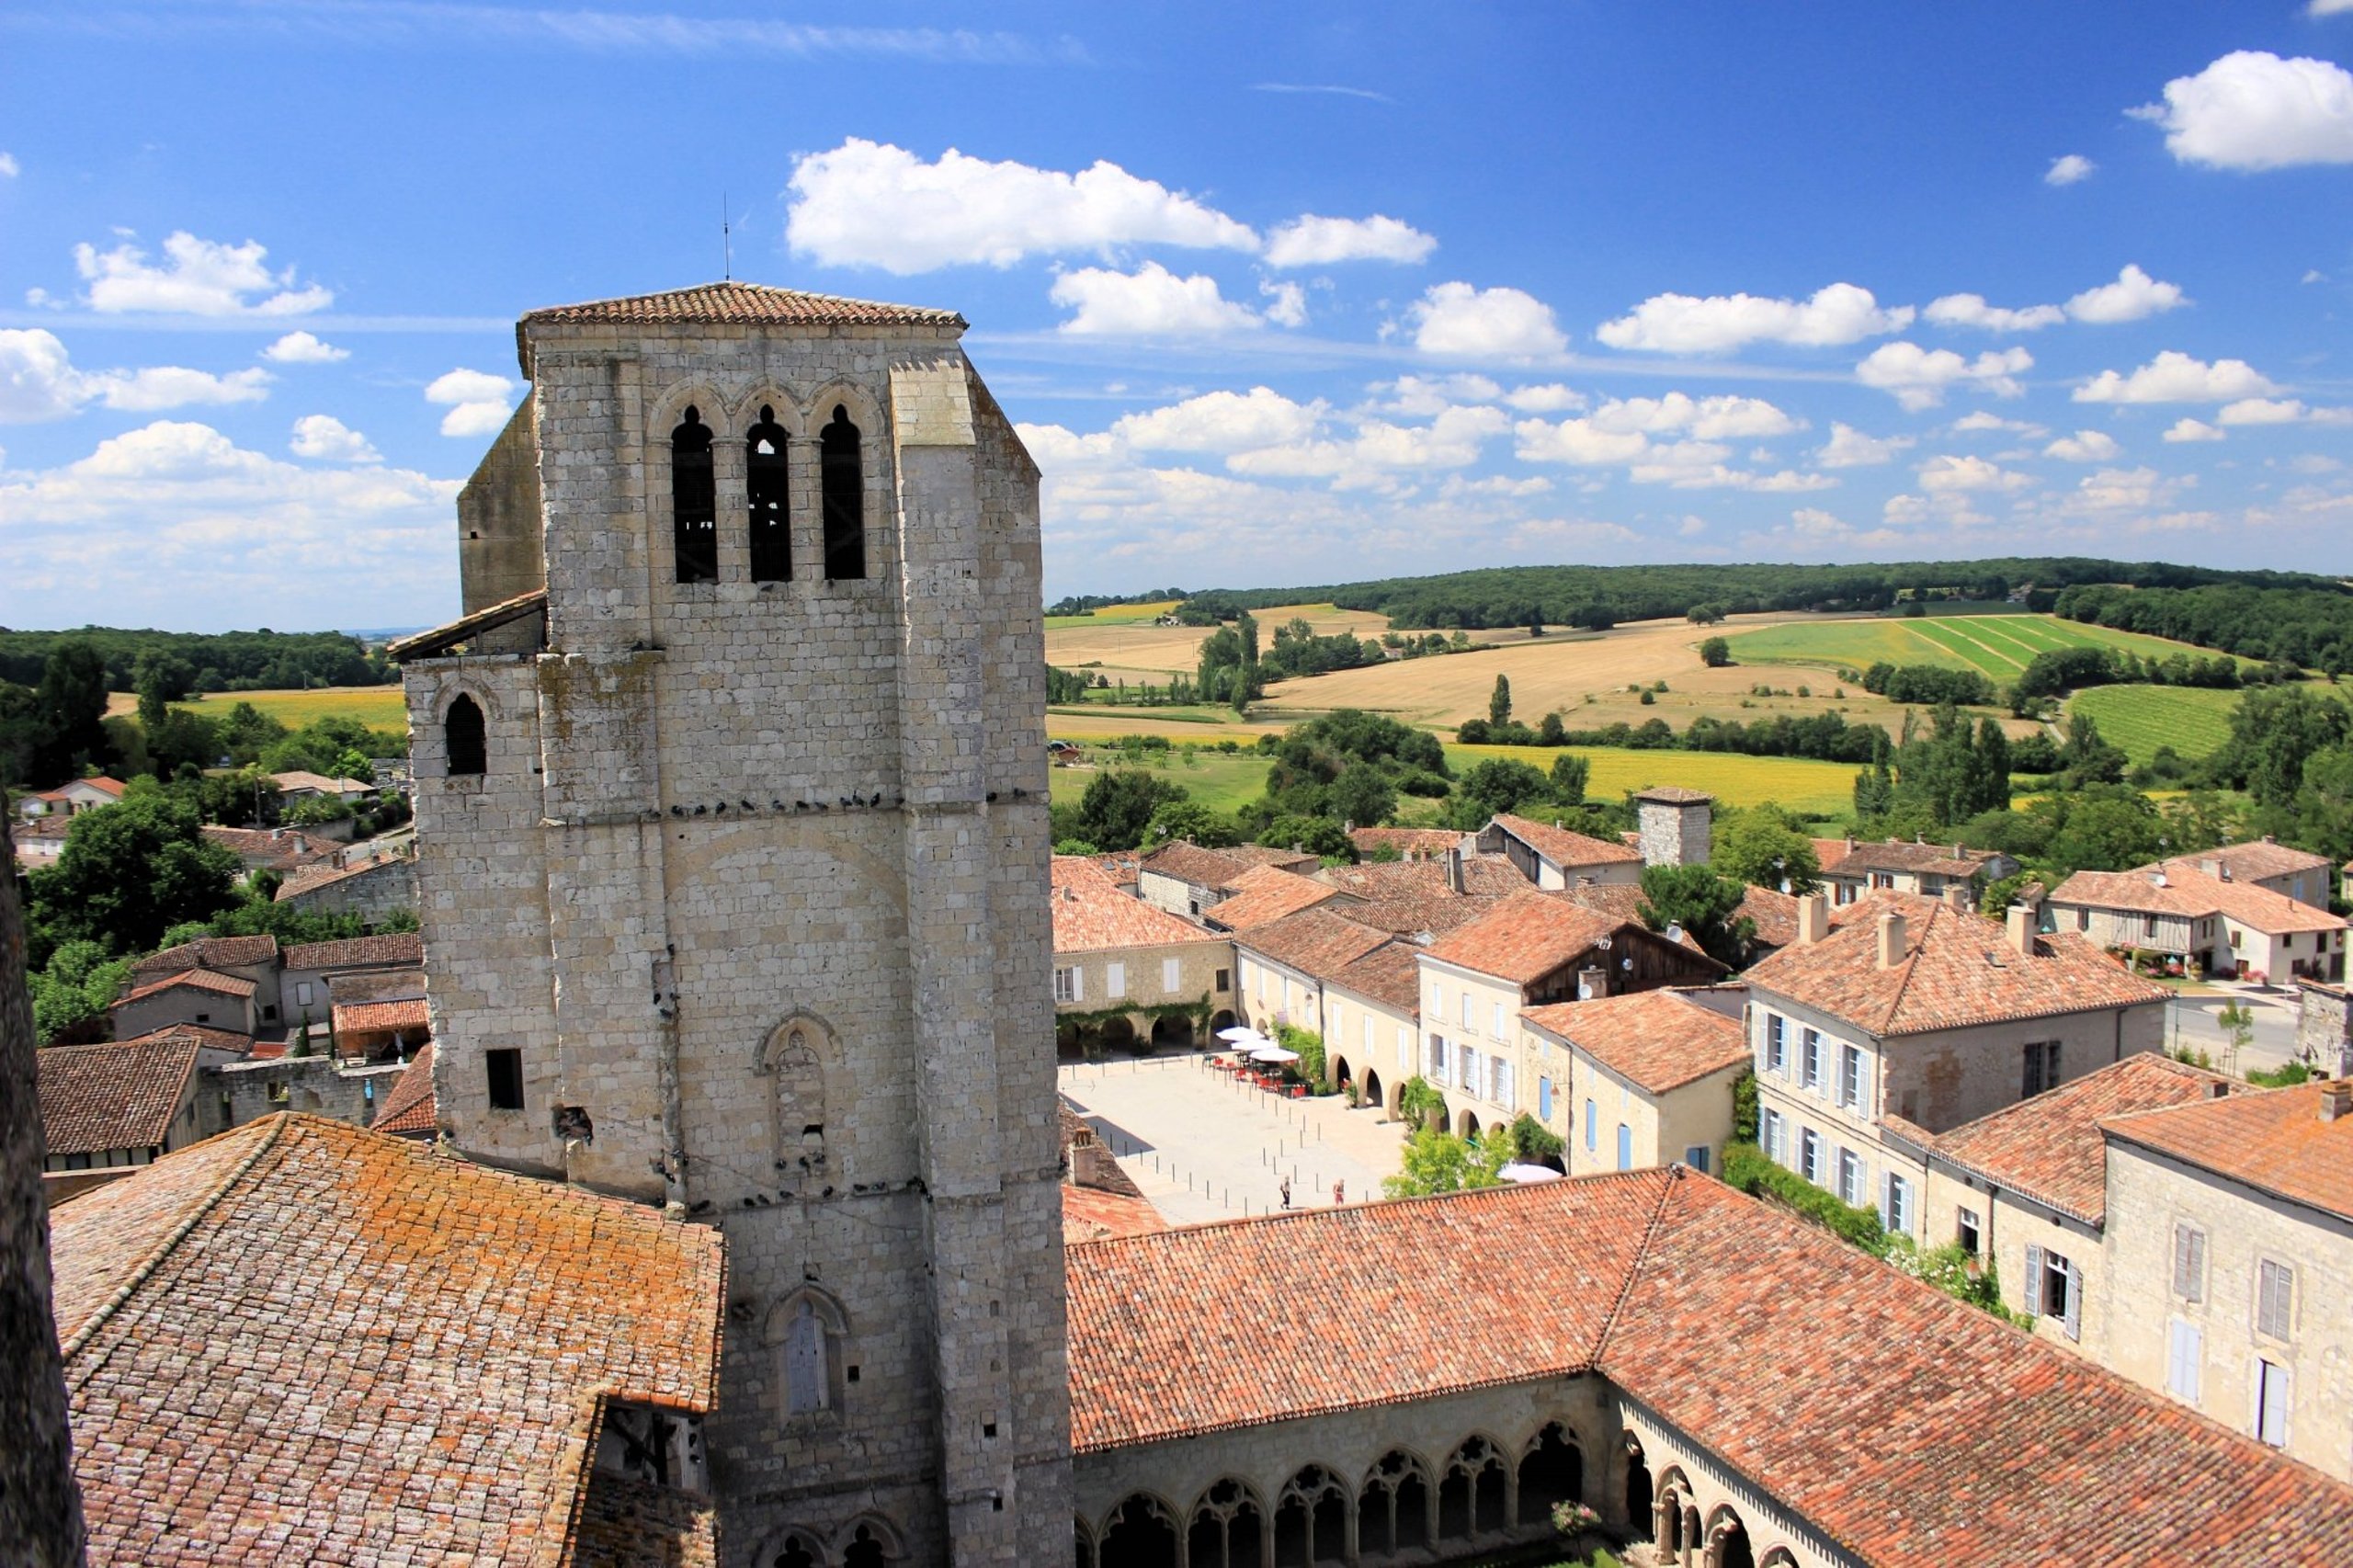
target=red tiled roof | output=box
[1063,1186,1169,1244]
[1327,942,1424,1017]
[1316,857,1519,937]
[1233,907,1393,982]
[1422,892,1628,985]
[1601,1172,2353,1565]
[119,967,256,1005]
[284,932,426,971]
[1632,785,1713,804]
[38,1037,200,1155]
[334,997,431,1035]
[1743,894,2166,1038]
[2051,864,2344,937]
[52,1115,726,1566]
[569,1471,718,1568]
[1811,836,1852,872]
[1137,840,1255,891]
[1521,991,1750,1095]
[522,280,966,330]
[1218,844,1325,875]
[275,853,413,902]
[201,824,336,871]
[1548,882,1714,959]
[1347,827,1467,858]
[1488,812,1642,869]
[1830,837,2005,878]
[1051,857,1223,953]
[1065,1171,1672,1452]
[372,1042,438,1137]
[1206,865,1350,932]
[113,1023,254,1055]
[131,934,279,975]
[1929,1053,2233,1224]
[2174,838,2336,884]
[2103,1081,2353,1223]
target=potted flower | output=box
[1551,1501,1602,1554]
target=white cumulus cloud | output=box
[2074,350,2277,403]
[1925,293,2067,332]
[1504,383,1585,413]
[1949,412,2045,436]
[85,366,272,412]
[2131,51,2353,170]
[2065,264,2188,324]
[73,232,333,315]
[2218,397,2307,426]
[783,138,1258,273]
[2163,417,2225,443]
[290,414,381,463]
[0,152,17,179]
[1918,454,2032,492]
[1513,416,1651,466]
[426,367,518,437]
[2064,466,2196,515]
[1371,374,1502,416]
[1258,279,1308,328]
[1051,262,1264,335]
[261,331,348,364]
[1263,213,1437,267]
[2043,429,2122,462]
[1815,423,1915,468]
[2045,153,2097,186]
[1405,281,1568,361]
[1855,343,2033,410]
[1597,282,1913,354]
[0,329,87,422]
[1,329,276,419]
[1110,387,1324,452]
[1586,392,1801,439]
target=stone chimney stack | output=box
[1877,910,1909,970]
[1634,788,1714,869]
[2006,904,2036,957]
[1065,1126,1112,1187]
[1797,892,1829,946]
[2319,1081,2353,1124]
[1445,846,1467,895]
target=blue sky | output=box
[2,2,2350,631]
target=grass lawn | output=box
[1046,750,1274,816]
[2065,684,2243,765]
[1722,613,2250,686]
[103,685,411,733]
[1445,743,1857,820]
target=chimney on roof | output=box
[2006,903,2036,958]
[2263,835,2278,846]
[1066,1126,1111,1187]
[1577,965,1608,1001]
[1942,885,1969,913]
[1445,846,1467,896]
[1877,910,1909,969]
[2321,1082,2353,1123]
[1797,892,1829,946]
[2151,870,2168,888]
[1845,835,1856,853]
[2200,858,2219,878]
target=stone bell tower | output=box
[393,282,1070,1565]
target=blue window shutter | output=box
[1616,1123,1632,1171]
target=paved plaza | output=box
[1058,1054,1411,1225]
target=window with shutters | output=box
[1429,1034,1449,1080]
[1496,1059,1513,1108]
[1162,958,1181,994]
[1836,1148,1864,1206]
[1683,1144,1711,1174]
[1800,1029,1823,1090]
[1397,1026,1411,1072]
[1492,1000,1506,1040]
[1883,1173,1912,1234]
[1955,1207,1981,1256]
[1760,1108,1783,1165]
[2256,1258,2294,1341]
[2172,1224,2207,1302]
[1539,1075,1553,1120]
[2026,1246,2080,1339]
[1461,991,1474,1028]
[1461,1046,1480,1093]
[1106,961,1126,999]
[1765,1014,1786,1074]
[1839,1045,1864,1111]
[2021,1040,2062,1097]
[1053,967,1079,1005]
[1800,1129,1822,1184]
[1615,1123,1632,1172]
[784,1301,827,1415]
[1585,1099,1597,1153]
[2256,1358,2290,1448]
[2166,1319,2203,1405]
[1215,968,1231,993]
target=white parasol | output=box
[1248,1045,1302,1063]
[1498,1163,1564,1183]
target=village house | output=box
[1313,846,1522,939]
[1135,839,1320,919]
[271,835,420,919]
[2302,978,2353,1077]
[1051,855,1236,1053]
[1474,812,1643,889]
[368,1042,439,1139]
[267,768,377,804]
[1823,836,2016,905]
[278,931,425,1029]
[1522,987,1751,1177]
[35,1034,211,1202]
[1205,862,1363,933]
[1416,892,1724,1140]
[1744,892,2167,1240]
[1061,1105,1166,1244]
[2046,842,2347,983]
[2097,1078,2353,1482]
[17,775,127,817]
[115,934,283,1038]
[199,824,339,882]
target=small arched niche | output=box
[443,692,486,777]
[819,404,865,581]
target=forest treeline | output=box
[0,628,394,692]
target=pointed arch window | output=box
[820,404,865,581]
[784,1301,828,1415]
[672,406,718,583]
[746,404,791,583]
[444,694,486,777]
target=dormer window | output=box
[820,405,865,580]
[745,404,791,582]
[672,406,718,583]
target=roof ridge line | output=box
[61,1113,292,1370]
[1591,1166,1683,1366]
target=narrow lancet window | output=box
[746,404,791,583]
[445,694,486,776]
[672,406,718,583]
[820,405,865,581]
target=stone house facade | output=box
[1822,838,2015,905]
[1051,856,1234,1053]
[1523,988,1749,1178]
[279,933,425,1029]
[118,935,284,1035]
[390,282,1070,1564]
[272,843,420,920]
[1474,812,1642,890]
[2047,856,2347,983]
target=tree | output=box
[131,649,196,729]
[2294,745,2353,865]
[1698,636,1731,668]
[1142,800,1242,849]
[1254,814,1354,859]
[1635,863,1754,967]
[30,642,111,788]
[1549,752,1589,805]
[1687,603,1724,625]
[26,790,242,960]
[1381,1125,1509,1198]
[2216,1000,2256,1077]
[2216,685,2350,809]
[1714,804,1822,892]
[1489,673,1513,726]
[1396,1074,1447,1131]
[1074,770,1190,852]
[26,939,131,1045]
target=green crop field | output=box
[1044,599,1182,631]
[1444,744,1858,820]
[2065,686,2242,766]
[102,685,411,733]
[1722,613,2244,686]
[1046,749,1273,816]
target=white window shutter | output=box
[2024,1245,2046,1316]
[1397,1027,1410,1072]
[1164,958,1181,994]
[1071,967,1084,1003]
[2063,1261,2083,1343]
[1106,961,1125,999]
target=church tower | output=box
[393,283,1070,1565]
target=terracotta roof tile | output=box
[1327,942,1425,1017]
[372,1041,438,1136]
[131,934,278,975]
[118,966,256,1005]
[2052,863,2344,937]
[1743,894,2166,1038]
[275,852,415,902]
[1488,812,1642,869]
[1811,837,1852,872]
[1830,837,2005,878]
[1521,991,1750,1095]
[113,1022,255,1055]
[569,1472,718,1568]
[1735,885,1802,949]
[52,1115,726,1566]
[522,280,966,330]
[1065,1172,1674,1451]
[1051,857,1224,953]
[1346,827,1468,858]
[1316,857,1519,937]
[1205,865,1350,932]
[1928,1052,2233,1223]
[334,996,431,1034]
[1136,840,1255,890]
[1063,1186,1170,1244]
[1422,892,1631,985]
[1233,907,1394,981]
[284,931,426,971]
[38,1037,200,1154]
[200,824,337,871]
[2103,1081,2353,1223]
[2175,838,2336,884]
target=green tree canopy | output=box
[31,641,112,788]
[27,788,242,960]
[1635,862,1754,967]
[1381,1124,1510,1198]
[1489,673,1513,725]
[1074,770,1190,852]
[1698,636,1732,668]
[1714,804,1822,893]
